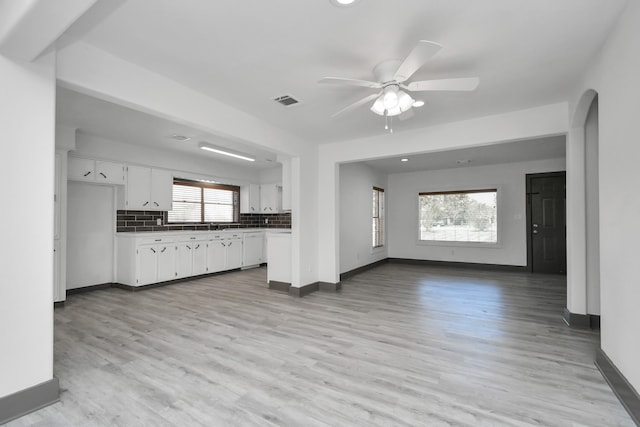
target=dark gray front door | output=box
[527,173,566,274]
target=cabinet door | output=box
[175,243,193,278]
[207,240,227,273]
[127,165,152,210]
[242,233,263,266]
[260,184,282,213]
[68,157,95,181]
[137,245,158,285]
[96,161,125,184]
[157,245,175,282]
[193,242,207,275]
[151,169,173,210]
[226,238,243,270]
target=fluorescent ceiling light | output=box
[170,134,191,141]
[401,158,409,162]
[413,100,425,107]
[199,142,255,162]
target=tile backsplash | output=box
[116,210,291,233]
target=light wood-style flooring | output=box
[8,264,634,426]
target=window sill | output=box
[416,240,501,249]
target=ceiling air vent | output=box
[273,94,300,106]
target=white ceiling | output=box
[57,0,626,166]
[362,135,566,174]
[56,87,279,168]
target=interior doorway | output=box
[526,172,567,274]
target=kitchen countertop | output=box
[115,228,291,237]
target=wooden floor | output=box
[8,264,633,426]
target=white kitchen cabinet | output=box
[242,231,264,267]
[192,241,207,275]
[68,156,124,184]
[126,165,173,210]
[96,160,125,184]
[260,183,282,213]
[267,231,292,283]
[207,232,243,272]
[175,243,194,278]
[137,245,159,285]
[240,184,261,213]
[157,244,176,282]
[207,237,227,273]
[226,235,243,269]
[68,157,95,181]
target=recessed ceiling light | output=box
[401,158,409,162]
[199,142,255,162]
[330,0,357,7]
[413,100,425,107]
[170,134,191,141]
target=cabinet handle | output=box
[154,239,162,242]
[190,237,196,240]
[83,171,92,177]
[143,201,149,206]
[154,202,159,207]
[160,247,166,253]
[228,242,232,247]
[186,245,191,250]
[195,244,200,250]
[221,242,226,247]
[150,248,156,253]
[99,172,107,178]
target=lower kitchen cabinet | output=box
[117,231,251,287]
[242,231,264,267]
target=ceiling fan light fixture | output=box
[330,0,357,7]
[413,100,425,107]
[398,91,414,112]
[371,95,386,115]
[383,85,400,109]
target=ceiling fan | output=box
[319,40,479,120]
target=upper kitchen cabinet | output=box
[260,183,282,213]
[240,183,261,213]
[125,165,173,211]
[68,156,125,184]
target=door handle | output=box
[532,230,538,234]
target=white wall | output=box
[0,52,55,398]
[571,0,640,392]
[387,158,565,265]
[67,182,115,289]
[584,98,600,315]
[73,132,261,186]
[318,103,569,283]
[339,163,388,274]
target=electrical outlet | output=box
[156,218,162,226]
[265,218,269,224]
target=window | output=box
[419,189,497,243]
[372,187,385,248]
[168,179,239,223]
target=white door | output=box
[126,165,151,210]
[67,182,114,289]
[207,240,226,273]
[157,244,176,282]
[175,243,193,278]
[226,238,243,269]
[137,245,158,285]
[193,242,207,275]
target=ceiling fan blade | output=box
[393,40,443,83]
[407,77,480,92]
[331,92,381,118]
[318,77,381,89]
[398,108,415,121]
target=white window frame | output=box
[416,186,502,248]
[372,186,385,250]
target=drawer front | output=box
[138,236,176,245]
[177,234,210,242]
